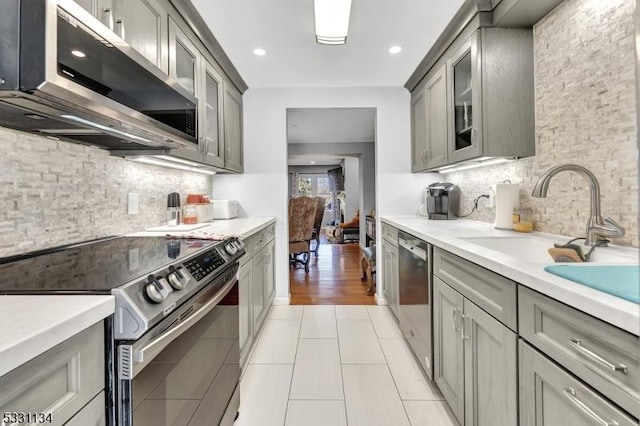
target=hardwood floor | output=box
[289,235,375,305]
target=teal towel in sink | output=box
[544,265,640,304]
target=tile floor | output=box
[234,305,457,426]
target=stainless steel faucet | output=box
[532,164,625,246]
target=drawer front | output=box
[519,285,640,417]
[252,223,275,253]
[519,340,638,426]
[433,248,517,331]
[381,223,398,246]
[0,322,105,426]
[64,390,106,426]
[240,235,253,265]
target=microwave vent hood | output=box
[0,0,198,151]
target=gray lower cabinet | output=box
[462,298,517,426]
[238,258,253,367]
[223,83,244,173]
[263,240,275,305]
[519,285,640,419]
[520,341,638,426]
[239,223,276,368]
[381,224,399,317]
[65,390,106,426]
[252,246,267,332]
[433,276,465,423]
[0,322,105,426]
[433,275,517,426]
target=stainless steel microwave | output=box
[0,0,197,151]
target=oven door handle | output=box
[132,273,237,376]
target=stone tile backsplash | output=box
[0,128,211,257]
[445,0,638,247]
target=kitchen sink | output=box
[458,235,639,264]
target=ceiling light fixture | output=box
[388,46,403,54]
[314,0,352,45]
[253,48,266,56]
[71,50,86,58]
[310,161,316,164]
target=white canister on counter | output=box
[494,182,519,230]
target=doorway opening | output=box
[286,107,377,305]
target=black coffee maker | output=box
[426,183,460,220]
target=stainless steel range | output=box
[0,236,245,426]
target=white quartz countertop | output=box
[0,295,114,377]
[380,216,639,336]
[128,217,276,240]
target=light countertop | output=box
[380,216,639,336]
[0,295,114,377]
[129,217,276,239]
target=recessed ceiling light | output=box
[310,161,316,165]
[253,48,266,56]
[388,46,403,54]
[71,50,86,58]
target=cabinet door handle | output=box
[461,314,470,341]
[115,19,125,40]
[452,307,461,332]
[563,388,618,426]
[102,7,114,30]
[568,338,628,374]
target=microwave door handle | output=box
[131,273,237,377]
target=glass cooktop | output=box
[0,237,216,294]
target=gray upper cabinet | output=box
[448,27,534,164]
[520,341,638,426]
[113,0,168,73]
[74,0,95,14]
[80,0,168,73]
[410,25,534,171]
[169,17,200,97]
[224,83,244,173]
[201,58,225,168]
[447,31,482,164]
[411,64,448,171]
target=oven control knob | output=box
[225,243,237,255]
[234,239,244,250]
[145,281,165,303]
[167,271,186,290]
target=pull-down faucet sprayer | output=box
[532,164,625,246]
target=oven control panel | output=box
[183,248,226,281]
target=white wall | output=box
[212,87,441,302]
[343,157,359,222]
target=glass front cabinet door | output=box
[448,31,483,163]
[169,17,199,97]
[201,59,225,168]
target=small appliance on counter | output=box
[212,200,239,219]
[167,192,181,226]
[426,183,460,220]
